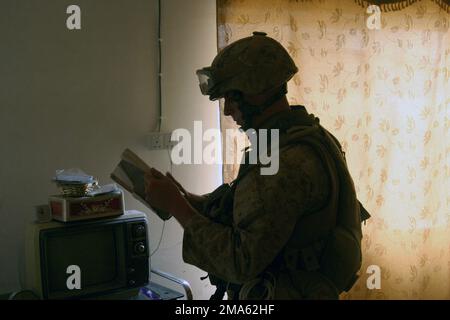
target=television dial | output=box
[134,225,146,237]
[134,242,146,254]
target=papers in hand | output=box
[111,149,171,220]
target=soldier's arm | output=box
[181,144,330,284]
[166,172,209,213]
[185,193,208,213]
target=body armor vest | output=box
[202,106,369,298]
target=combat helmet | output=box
[196,32,298,101]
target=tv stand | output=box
[3,269,192,300]
[150,268,193,300]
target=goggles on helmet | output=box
[196,68,216,96]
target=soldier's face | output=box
[223,93,244,126]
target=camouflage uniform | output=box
[189,32,366,299]
[182,106,355,299]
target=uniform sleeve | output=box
[182,144,330,284]
[187,193,209,214]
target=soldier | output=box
[144,32,369,300]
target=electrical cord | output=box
[150,0,165,258]
[150,220,165,257]
[150,145,172,257]
[167,145,174,174]
[157,0,163,132]
[150,140,175,257]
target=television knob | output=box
[134,242,146,254]
[134,225,146,237]
[128,267,135,274]
[129,280,136,286]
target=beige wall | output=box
[0,0,219,299]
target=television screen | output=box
[41,224,126,298]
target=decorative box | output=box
[49,191,124,222]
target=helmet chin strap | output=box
[236,84,288,131]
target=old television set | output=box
[22,211,149,299]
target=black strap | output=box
[237,84,288,130]
[210,284,227,300]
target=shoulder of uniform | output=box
[278,142,325,169]
[237,142,325,185]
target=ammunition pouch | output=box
[319,226,362,292]
[282,226,361,293]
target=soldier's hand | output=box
[144,168,184,214]
[145,168,197,227]
[166,172,207,207]
[166,172,188,196]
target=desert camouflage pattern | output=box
[182,107,350,299]
[197,32,298,100]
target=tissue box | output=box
[49,191,124,222]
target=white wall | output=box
[0,0,219,299]
[151,0,221,300]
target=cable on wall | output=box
[151,0,165,257]
[151,221,165,256]
[156,0,163,132]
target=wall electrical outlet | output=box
[147,132,174,150]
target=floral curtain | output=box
[355,0,450,13]
[217,0,449,299]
